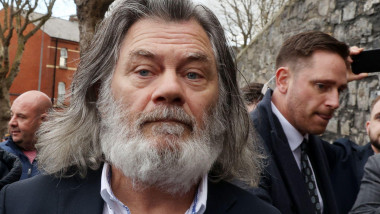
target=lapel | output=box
[205,180,236,213]
[308,136,339,213]
[57,167,104,214]
[253,90,317,213]
[269,120,316,213]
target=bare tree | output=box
[74,0,114,52]
[0,0,56,135]
[216,0,287,49]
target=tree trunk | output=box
[0,1,56,137]
[0,83,11,136]
[75,0,114,52]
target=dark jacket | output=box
[0,148,21,189]
[327,139,373,214]
[250,90,339,214]
[0,166,281,214]
[0,138,39,179]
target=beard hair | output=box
[97,89,225,195]
[368,129,380,151]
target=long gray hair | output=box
[37,0,264,186]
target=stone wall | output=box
[238,0,380,144]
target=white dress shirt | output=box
[271,102,324,212]
[100,163,208,214]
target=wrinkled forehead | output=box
[122,17,214,53]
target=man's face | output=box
[100,18,222,194]
[366,100,380,152]
[8,100,41,150]
[111,18,219,143]
[284,50,348,135]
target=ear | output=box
[275,67,291,94]
[40,113,48,122]
[366,121,371,134]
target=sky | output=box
[50,0,77,20]
[49,0,220,20]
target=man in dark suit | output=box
[349,95,380,213]
[350,154,380,213]
[329,138,373,213]
[250,31,367,214]
[364,95,380,155]
[328,95,380,213]
[0,0,280,213]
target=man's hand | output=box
[348,46,368,82]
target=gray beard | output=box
[98,94,225,195]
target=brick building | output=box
[8,12,79,106]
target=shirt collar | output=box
[193,172,207,214]
[100,163,208,214]
[271,101,308,152]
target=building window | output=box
[57,82,66,106]
[59,48,68,68]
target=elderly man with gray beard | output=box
[0,0,280,214]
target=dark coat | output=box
[0,148,21,189]
[0,166,281,214]
[350,154,380,213]
[249,90,339,214]
[327,139,373,213]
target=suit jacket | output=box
[0,166,280,214]
[328,139,373,213]
[250,90,339,214]
[350,154,380,214]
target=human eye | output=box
[316,83,325,89]
[182,68,208,87]
[315,83,329,92]
[186,72,201,80]
[138,69,151,77]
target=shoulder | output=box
[0,168,103,213]
[329,138,373,160]
[1,174,60,196]
[251,90,272,120]
[0,141,10,151]
[332,138,361,151]
[360,154,380,181]
[0,174,59,213]
[0,148,17,162]
[0,140,17,155]
[207,180,280,214]
[2,167,102,195]
[366,154,380,169]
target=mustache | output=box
[136,106,196,131]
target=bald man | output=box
[0,91,52,180]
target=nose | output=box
[325,89,340,110]
[151,70,185,106]
[8,115,17,127]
